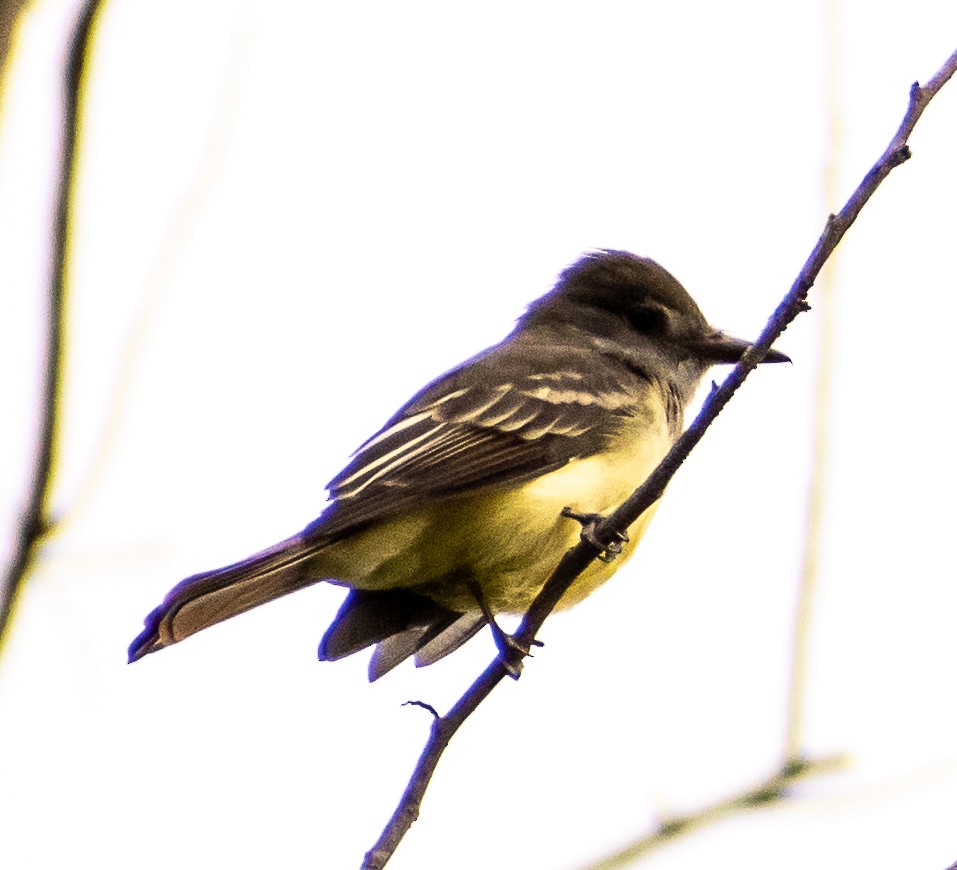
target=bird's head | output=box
[522,250,788,394]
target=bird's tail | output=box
[318,588,486,680]
[128,532,324,663]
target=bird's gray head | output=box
[552,249,708,331]
[520,249,787,396]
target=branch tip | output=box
[402,700,440,720]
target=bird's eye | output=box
[626,306,666,334]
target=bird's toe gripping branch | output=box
[561,508,629,562]
[467,581,543,679]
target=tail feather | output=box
[319,588,486,681]
[369,628,437,681]
[129,539,491,680]
[368,612,485,681]
[413,614,486,668]
[128,532,322,663]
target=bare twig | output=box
[0,0,105,654]
[361,46,957,870]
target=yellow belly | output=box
[314,412,673,615]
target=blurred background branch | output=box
[582,754,846,870]
[0,0,104,655]
[785,0,845,767]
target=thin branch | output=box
[0,0,104,654]
[360,46,957,870]
[580,754,846,870]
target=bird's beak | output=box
[686,330,790,365]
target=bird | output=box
[128,250,787,680]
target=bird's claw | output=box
[561,507,629,562]
[491,622,544,679]
[468,580,543,680]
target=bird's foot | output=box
[490,623,544,679]
[561,507,629,562]
[468,581,542,680]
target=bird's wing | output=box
[309,343,645,541]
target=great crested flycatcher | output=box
[129,250,787,680]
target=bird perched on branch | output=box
[129,250,787,680]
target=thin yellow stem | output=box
[786,0,844,761]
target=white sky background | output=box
[1,2,956,868]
